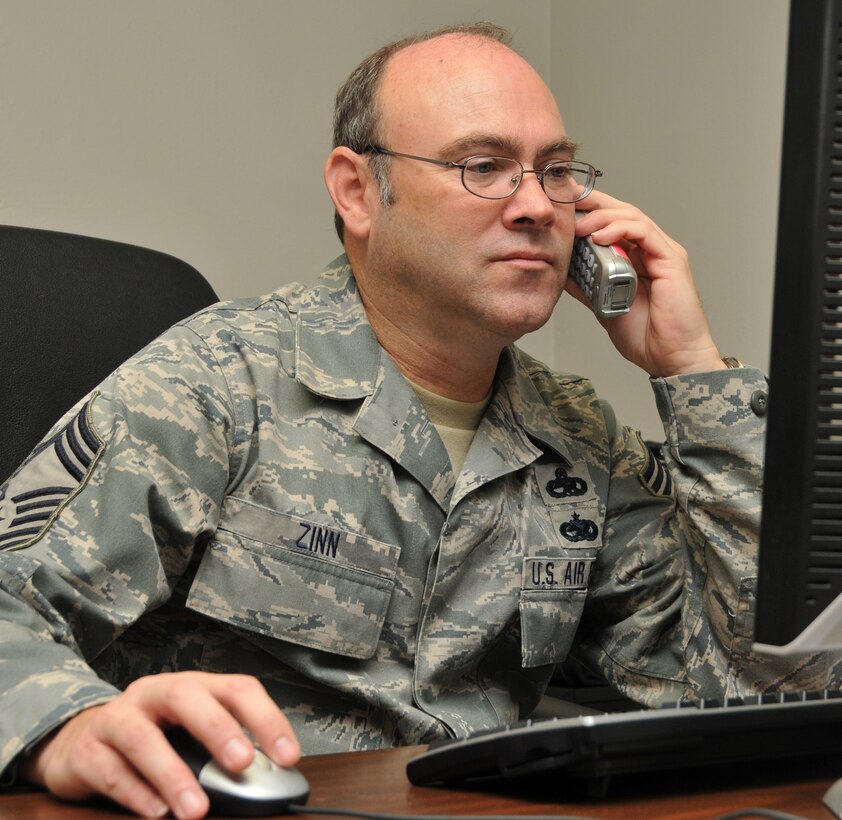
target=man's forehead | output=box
[379,34,566,150]
[382,33,529,94]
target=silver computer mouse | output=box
[166,727,310,817]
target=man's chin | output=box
[490,304,558,343]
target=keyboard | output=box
[406,691,842,796]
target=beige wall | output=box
[550,0,788,436]
[2,0,789,439]
[0,0,550,297]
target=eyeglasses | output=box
[365,145,601,204]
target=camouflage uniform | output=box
[0,256,833,779]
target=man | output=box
[0,22,828,820]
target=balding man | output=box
[0,23,807,820]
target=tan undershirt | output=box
[409,380,492,475]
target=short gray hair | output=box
[331,22,513,242]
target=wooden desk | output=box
[0,745,838,820]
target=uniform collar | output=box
[294,255,382,400]
[499,347,576,466]
[293,256,576,504]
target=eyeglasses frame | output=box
[364,145,602,204]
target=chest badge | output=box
[545,466,588,499]
[559,512,598,543]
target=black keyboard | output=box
[406,691,842,795]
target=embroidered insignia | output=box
[559,512,598,543]
[536,462,596,506]
[545,466,588,499]
[640,443,673,498]
[0,397,104,551]
[524,556,595,590]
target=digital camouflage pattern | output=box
[0,256,837,779]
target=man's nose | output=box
[506,170,556,225]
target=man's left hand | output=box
[568,191,726,378]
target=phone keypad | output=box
[570,243,598,301]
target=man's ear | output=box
[324,147,374,240]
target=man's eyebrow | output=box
[437,133,579,160]
[539,137,580,159]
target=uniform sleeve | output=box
[0,324,237,780]
[573,366,842,705]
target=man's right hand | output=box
[20,671,301,819]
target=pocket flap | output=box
[519,547,595,668]
[186,499,400,659]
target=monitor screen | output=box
[754,0,842,653]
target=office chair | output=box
[0,226,219,484]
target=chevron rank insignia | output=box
[0,396,104,551]
[639,443,673,498]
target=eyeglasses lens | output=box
[461,157,592,203]
[542,163,592,203]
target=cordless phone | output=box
[569,213,638,319]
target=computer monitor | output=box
[754,0,842,653]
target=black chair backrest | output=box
[0,226,219,483]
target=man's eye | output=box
[543,164,570,180]
[466,157,504,175]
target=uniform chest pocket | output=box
[519,550,595,667]
[186,499,401,660]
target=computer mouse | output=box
[165,727,310,817]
